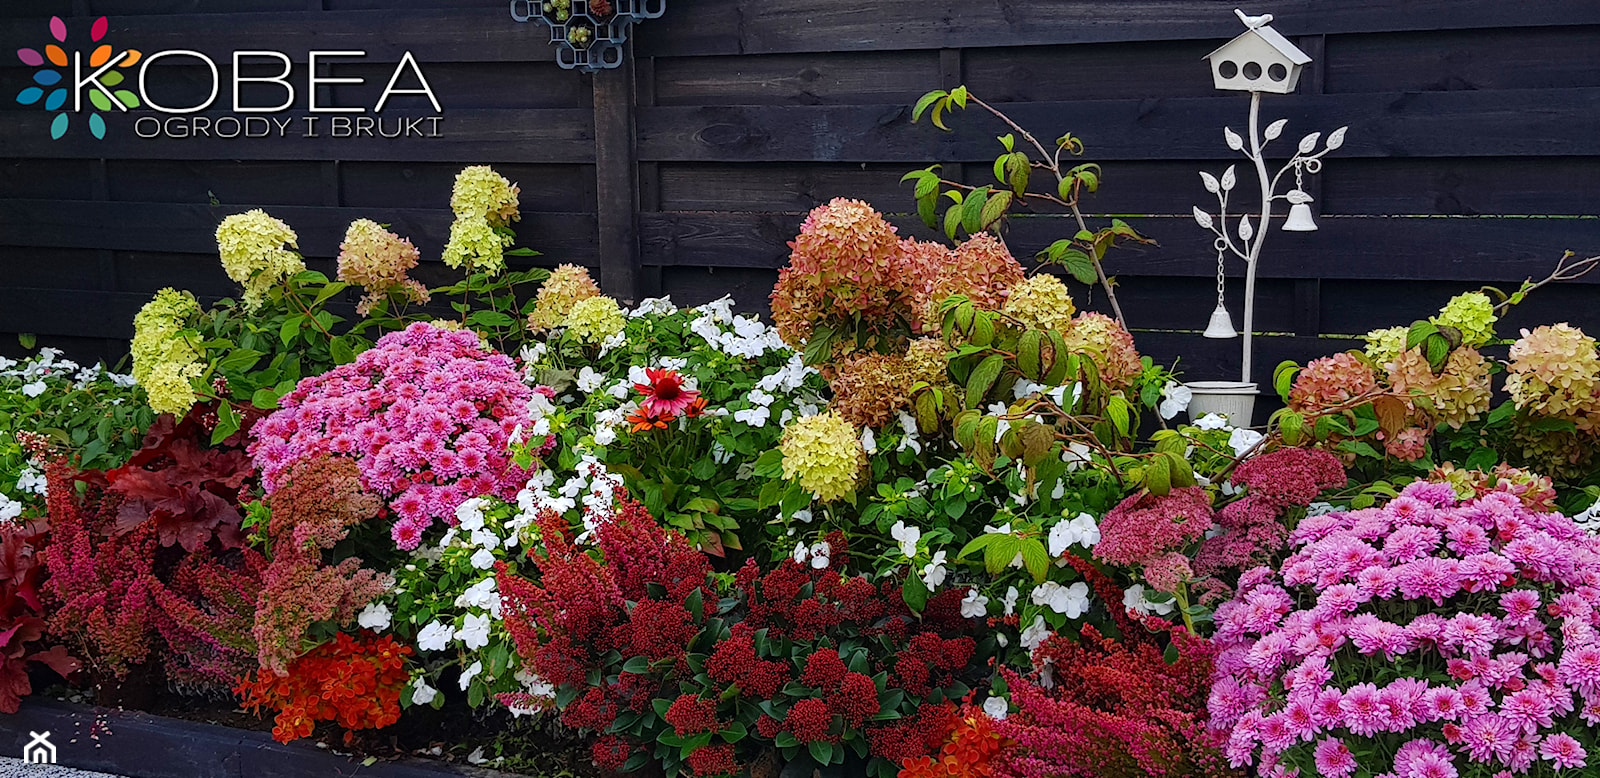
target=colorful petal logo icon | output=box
[15,16,142,140]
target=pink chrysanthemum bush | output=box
[249,322,539,549]
[1209,478,1600,778]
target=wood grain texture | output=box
[639,211,1600,284]
[637,88,1600,162]
[0,198,595,261]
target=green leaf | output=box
[1020,539,1049,583]
[1061,250,1097,285]
[250,387,280,410]
[621,655,650,674]
[902,573,929,613]
[965,354,1006,410]
[329,335,358,365]
[210,403,240,446]
[911,90,946,124]
[803,324,837,366]
[311,281,349,307]
[1273,361,1300,401]
[809,739,835,766]
[278,314,304,346]
[961,186,991,235]
[1405,320,1439,351]
[217,349,264,374]
[469,310,516,328]
[979,190,1012,232]
[944,204,964,241]
[997,133,1015,152]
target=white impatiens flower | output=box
[410,678,439,705]
[1194,413,1231,431]
[576,366,607,394]
[593,425,618,446]
[459,660,484,690]
[861,427,878,455]
[1047,513,1101,557]
[455,497,488,531]
[921,550,948,588]
[984,402,1013,439]
[458,613,492,650]
[733,404,770,428]
[890,520,922,558]
[809,541,831,569]
[357,603,392,632]
[1001,586,1019,616]
[1228,427,1265,457]
[416,621,455,651]
[792,508,813,524]
[1123,583,1176,616]
[960,588,990,619]
[982,696,1009,721]
[1030,581,1091,618]
[1158,381,1193,420]
[1061,441,1093,472]
[15,466,46,496]
[470,547,497,570]
[1020,616,1052,650]
[748,388,775,407]
[455,577,500,615]
[21,381,46,398]
[896,412,923,455]
[792,542,809,564]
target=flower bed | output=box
[4,115,1600,778]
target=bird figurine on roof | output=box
[1234,9,1274,29]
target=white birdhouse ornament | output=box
[1204,9,1311,94]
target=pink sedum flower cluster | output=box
[1210,478,1600,778]
[250,323,539,549]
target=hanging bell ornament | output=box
[1203,303,1238,339]
[1282,189,1318,232]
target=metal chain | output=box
[1214,236,1229,306]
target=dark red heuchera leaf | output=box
[104,404,256,551]
[0,518,80,713]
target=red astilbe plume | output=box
[41,459,162,681]
[252,455,389,676]
[235,631,412,743]
[993,621,1240,778]
[496,489,714,752]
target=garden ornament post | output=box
[1185,9,1347,427]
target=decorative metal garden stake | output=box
[1185,9,1348,426]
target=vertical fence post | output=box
[592,42,642,306]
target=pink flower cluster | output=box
[1195,448,1345,579]
[1209,479,1600,778]
[250,323,538,548]
[1094,486,1213,569]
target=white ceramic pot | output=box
[1185,380,1259,428]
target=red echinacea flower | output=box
[634,368,703,417]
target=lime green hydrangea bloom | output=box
[215,210,306,311]
[779,411,865,502]
[528,264,602,333]
[564,295,625,344]
[442,215,512,274]
[1432,292,1497,348]
[131,288,204,417]
[1002,273,1076,333]
[450,166,520,227]
[1363,326,1408,370]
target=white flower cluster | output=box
[0,493,22,523]
[515,456,623,543]
[688,300,785,360]
[3,348,136,395]
[1189,412,1265,458]
[14,466,46,497]
[1047,512,1100,556]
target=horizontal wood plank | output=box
[639,211,1600,284]
[0,198,596,262]
[638,88,1600,162]
[640,0,1600,56]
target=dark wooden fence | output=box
[3,0,1598,388]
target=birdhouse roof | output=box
[1204,26,1312,65]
